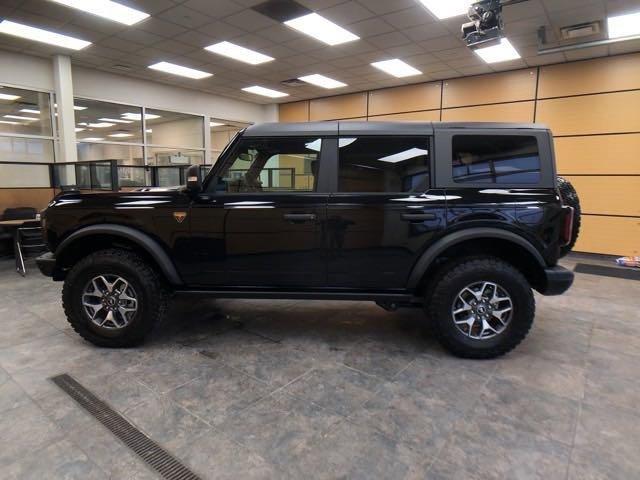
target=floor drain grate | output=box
[51,373,201,480]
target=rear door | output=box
[326,135,447,289]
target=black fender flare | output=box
[56,224,183,285]
[406,227,546,289]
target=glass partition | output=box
[145,109,204,148]
[0,86,53,137]
[74,99,143,143]
[146,146,204,167]
[77,143,144,165]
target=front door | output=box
[188,135,330,287]
[326,135,446,289]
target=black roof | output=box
[243,121,548,137]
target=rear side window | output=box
[338,137,430,193]
[452,135,540,184]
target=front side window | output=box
[338,137,430,193]
[452,135,541,184]
[213,137,320,193]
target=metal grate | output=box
[51,373,201,480]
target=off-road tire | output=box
[62,249,169,347]
[557,176,581,258]
[426,256,535,359]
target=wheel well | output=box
[55,234,168,283]
[417,237,546,293]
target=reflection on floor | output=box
[0,256,639,479]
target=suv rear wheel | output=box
[62,249,169,347]
[426,256,534,359]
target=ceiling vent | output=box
[280,78,307,87]
[252,0,311,22]
[560,21,601,40]
[111,64,132,71]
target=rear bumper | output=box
[539,265,574,296]
[36,252,56,277]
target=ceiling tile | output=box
[157,5,214,29]
[382,6,436,30]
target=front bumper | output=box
[539,265,574,296]
[36,252,56,277]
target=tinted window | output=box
[452,135,540,184]
[213,137,320,193]
[338,137,430,193]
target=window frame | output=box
[204,135,333,195]
[434,128,555,189]
[333,135,434,195]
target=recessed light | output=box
[418,0,471,19]
[209,121,225,127]
[298,74,347,89]
[4,114,38,121]
[108,132,134,138]
[371,59,422,78]
[284,13,359,46]
[242,86,289,98]
[204,41,274,65]
[20,108,40,114]
[474,38,521,63]
[50,0,149,26]
[89,122,115,128]
[0,93,21,101]
[0,120,21,125]
[82,137,104,141]
[608,11,640,39]
[98,117,133,124]
[148,61,213,79]
[0,20,91,50]
[121,113,161,121]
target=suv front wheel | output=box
[426,256,535,359]
[62,249,169,347]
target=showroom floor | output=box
[0,256,638,479]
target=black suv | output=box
[37,121,577,358]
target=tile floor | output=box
[0,256,638,479]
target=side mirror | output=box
[185,164,202,193]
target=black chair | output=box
[15,220,47,276]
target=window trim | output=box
[334,135,433,195]
[434,129,555,189]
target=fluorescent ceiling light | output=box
[0,120,20,125]
[148,61,212,79]
[121,112,160,121]
[209,121,225,127]
[474,38,520,63]
[89,122,115,128]
[0,93,20,101]
[242,86,289,98]
[285,13,359,46]
[371,59,422,78]
[108,132,133,138]
[298,74,347,89]
[378,148,429,163]
[20,108,40,114]
[204,41,274,65]
[418,0,471,19]
[75,127,85,132]
[99,117,133,124]
[145,129,152,133]
[0,20,91,50]
[82,137,104,141]
[608,11,640,38]
[4,114,38,121]
[50,0,149,26]
[54,103,87,110]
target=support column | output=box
[52,54,77,163]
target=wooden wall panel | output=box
[538,53,640,98]
[563,176,640,217]
[368,82,441,116]
[574,215,640,256]
[554,134,640,175]
[442,69,536,108]
[441,101,534,123]
[309,93,367,121]
[536,90,640,136]
[0,188,55,211]
[279,101,309,122]
[368,110,441,122]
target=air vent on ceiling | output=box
[560,21,601,40]
[111,64,132,71]
[281,78,307,87]
[252,0,311,22]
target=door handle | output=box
[401,213,436,221]
[283,213,317,222]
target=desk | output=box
[0,218,39,275]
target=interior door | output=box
[187,135,330,287]
[326,136,446,289]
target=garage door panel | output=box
[555,134,640,175]
[575,215,640,256]
[441,101,534,122]
[310,93,367,121]
[368,83,441,116]
[279,101,309,122]
[442,69,536,108]
[563,176,640,217]
[368,110,441,121]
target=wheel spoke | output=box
[452,280,513,341]
[83,274,138,331]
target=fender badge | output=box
[173,211,187,223]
